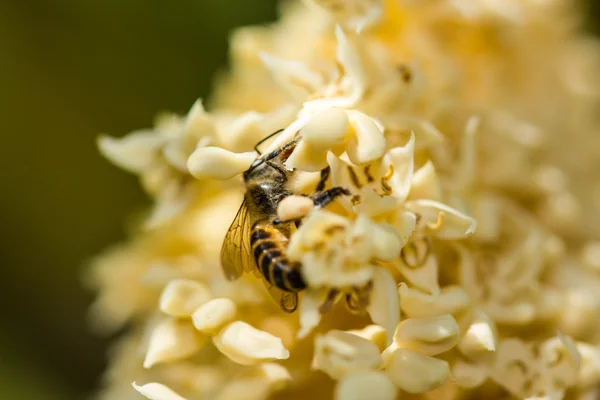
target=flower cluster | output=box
[89,0,600,399]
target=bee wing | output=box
[220,198,257,281]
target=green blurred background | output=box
[0,1,277,399]
[0,1,599,399]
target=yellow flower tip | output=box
[334,25,366,97]
[143,318,205,369]
[366,268,399,347]
[451,361,488,389]
[556,331,581,370]
[345,110,386,165]
[258,51,324,98]
[132,382,188,400]
[409,160,442,201]
[384,348,450,393]
[213,321,290,365]
[458,310,497,358]
[460,321,496,353]
[191,298,237,335]
[159,279,212,318]
[97,131,164,174]
[256,363,292,391]
[383,132,415,202]
[297,288,326,339]
[312,330,382,379]
[576,342,600,387]
[393,314,460,356]
[301,107,350,151]
[335,371,397,400]
[305,0,384,33]
[406,199,477,239]
[347,324,388,352]
[187,147,256,180]
[399,284,471,318]
[285,140,329,172]
[277,195,314,223]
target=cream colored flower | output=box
[288,210,400,288]
[91,0,600,399]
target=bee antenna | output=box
[254,129,284,155]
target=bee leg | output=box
[280,292,298,313]
[315,166,331,192]
[312,187,351,209]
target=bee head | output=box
[243,139,299,182]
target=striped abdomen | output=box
[250,222,306,292]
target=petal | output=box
[370,222,403,261]
[285,141,329,172]
[393,210,417,245]
[367,268,400,347]
[409,160,442,201]
[98,131,166,174]
[312,330,382,379]
[335,371,397,400]
[405,199,477,239]
[301,107,350,151]
[576,342,600,387]
[382,133,415,202]
[132,382,188,400]
[394,315,460,356]
[187,147,255,180]
[384,348,450,393]
[144,318,205,368]
[326,152,359,212]
[144,181,195,229]
[304,26,367,112]
[219,111,269,153]
[354,188,399,217]
[399,284,471,318]
[163,100,216,172]
[277,195,314,222]
[159,279,212,318]
[396,254,440,296]
[214,363,292,400]
[453,116,480,190]
[259,51,324,99]
[452,361,488,388]
[347,325,388,352]
[213,321,290,365]
[335,25,367,99]
[262,111,312,156]
[471,193,502,242]
[345,110,387,165]
[297,288,325,339]
[255,363,292,391]
[491,338,538,396]
[184,99,217,142]
[458,309,497,359]
[192,298,237,335]
[539,335,581,391]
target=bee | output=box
[221,131,351,313]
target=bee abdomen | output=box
[251,227,306,292]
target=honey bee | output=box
[221,132,350,313]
